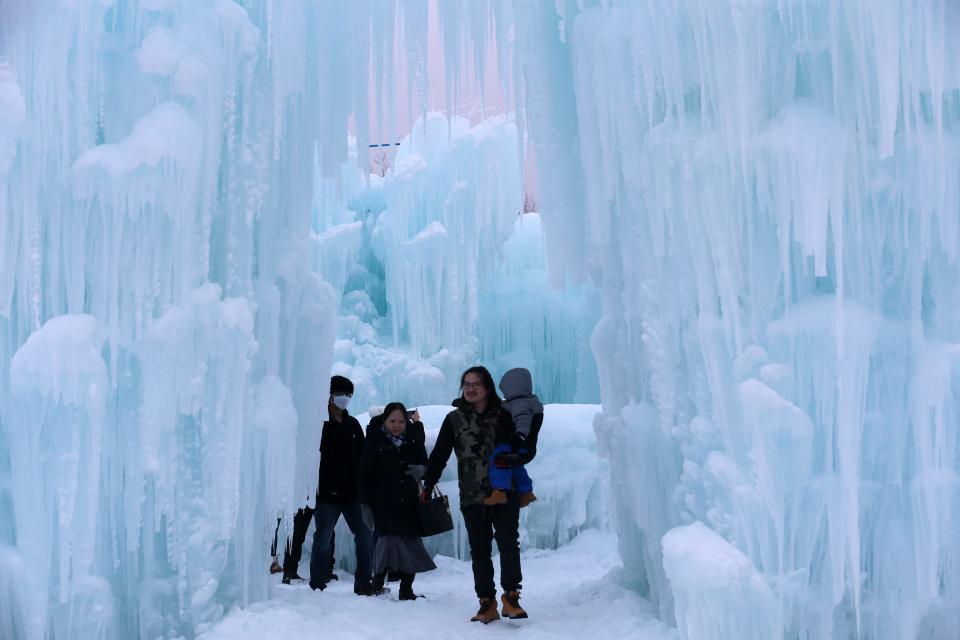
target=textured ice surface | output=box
[0,2,344,638]
[511,2,960,638]
[2,1,959,639]
[317,113,600,408]
[663,522,777,640]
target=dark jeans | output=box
[310,500,372,589]
[462,498,522,598]
[283,506,335,578]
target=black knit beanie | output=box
[329,375,354,395]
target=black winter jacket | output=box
[358,426,429,536]
[316,412,365,503]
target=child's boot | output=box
[518,492,537,508]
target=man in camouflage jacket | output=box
[423,366,528,623]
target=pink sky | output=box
[365,0,509,144]
[352,1,535,196]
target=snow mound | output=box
[663,522,776,640]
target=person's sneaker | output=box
[518,492,538,508]
[500,591,528,619]
[327,572,339,581]
[269,559,283,574]
[470,596,500,623]
[281,572,304,585]
[482,489,508,505]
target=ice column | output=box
[513,1,960,638]
[0,1,376,637]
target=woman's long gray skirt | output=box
[373,535,437,575]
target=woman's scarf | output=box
[384,427,405,448]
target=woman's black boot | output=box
[367,573,388,596]
[398,573,418,600]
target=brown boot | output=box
[518,492,537,508]
[470,596,501,624]
[501,591,528,619]
[482,489,508,505]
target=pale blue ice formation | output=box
[315,112,600,410]
[516,2,960,639]
[1,1,959,640]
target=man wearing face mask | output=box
[308,375,375,594]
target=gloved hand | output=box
[493,452,521,469]
[511,433,527,453]
[405,464,427,481]
[361,504,375,531]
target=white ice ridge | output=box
[662,522,776,640]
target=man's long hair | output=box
[459,366,501,407]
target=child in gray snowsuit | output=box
[485,368,543,508]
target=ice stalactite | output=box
[0,0,379,637]
[316,112,600,408]
[511,1,960,638]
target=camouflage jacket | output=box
[424,403,516,508]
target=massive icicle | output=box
[0,1,374,637]
[512,1,960,638]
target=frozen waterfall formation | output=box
[536,3,960,640]
[1,1,959,639]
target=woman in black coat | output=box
[358,402,436,599]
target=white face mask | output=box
[332,395,351,410]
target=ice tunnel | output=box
[0,1,958,639]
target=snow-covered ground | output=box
[200,529,676,640]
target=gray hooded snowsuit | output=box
[499,368,544,463]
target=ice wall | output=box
[0,1,384,637]
[316,113,600,408]
[510,1,960,638]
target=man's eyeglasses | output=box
[461,382,483,390]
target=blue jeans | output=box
[488,444,533,494]
[309,500,372,590]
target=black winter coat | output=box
[316,413,365,503]
[358,427,429,536]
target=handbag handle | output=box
[418,481,445,500]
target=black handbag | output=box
[417,485,454,536]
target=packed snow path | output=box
[200,530,675,640]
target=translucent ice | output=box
[663,522,777,640]
[511,1,960,638]
[321,113,600,408]
[0,1,345,637]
